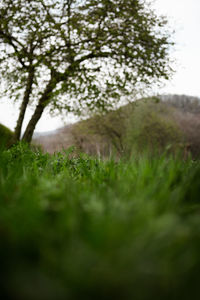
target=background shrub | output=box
[124,99,184,157]
[0,123,13,149]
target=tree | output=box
[0,0,173,143]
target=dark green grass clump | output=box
[0,143,200,300]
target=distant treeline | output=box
[161,94,200,114]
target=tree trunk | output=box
[13,67,35,142]
[22,78,56,143]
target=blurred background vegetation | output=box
[0,123,13,150]
[34,95,200,160]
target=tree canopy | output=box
[0,0,173,143]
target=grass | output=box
[0,143,200,299]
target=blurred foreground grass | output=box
[0,143,200,300]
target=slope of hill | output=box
[33,95,200,158]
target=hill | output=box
[33,95,200,159]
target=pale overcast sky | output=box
[0,0,200,132]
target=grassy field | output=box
[0,143,200,299]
